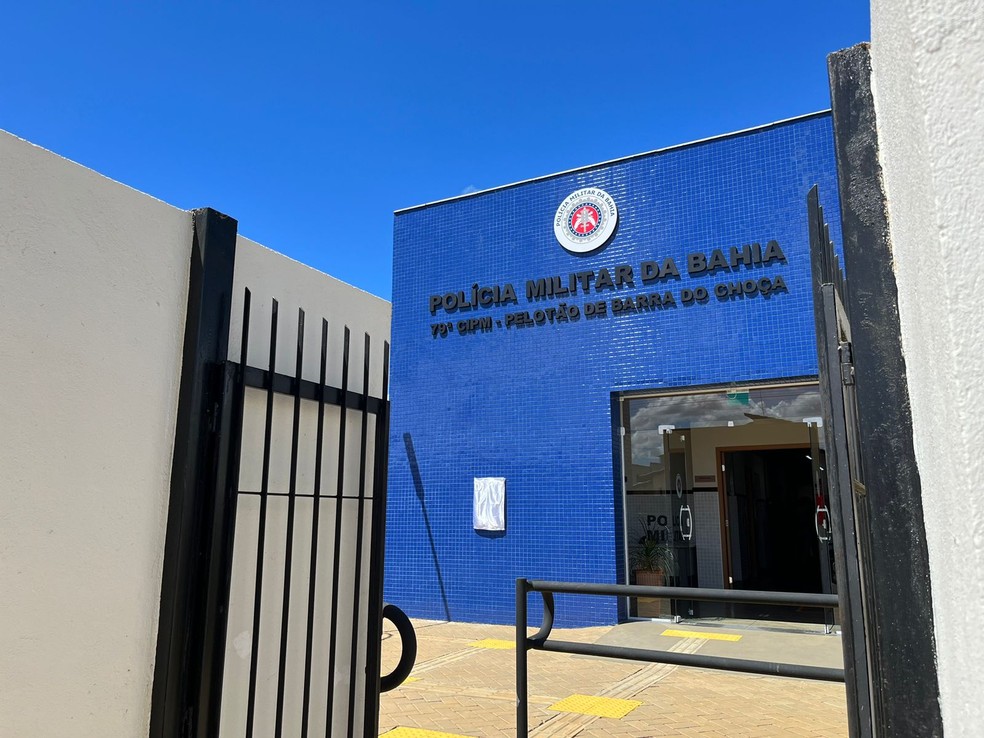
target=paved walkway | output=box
[378,619,848,737]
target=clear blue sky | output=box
[1,1,870,300]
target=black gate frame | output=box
[150,208,395,737]
[809,188,872,738]
[810,42,944,737]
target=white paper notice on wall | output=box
[473,477,506,531]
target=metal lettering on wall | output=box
[426,243,788,339]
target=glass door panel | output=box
[809,420,837,630]
[623,421,697,618]
[620,384,825,622]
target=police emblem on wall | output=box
[553,187,618,254]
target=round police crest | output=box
[553,187,618,254]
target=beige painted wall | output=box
[0,131,192,736]
[690,419,814,480]
[219,238,391,737]
[0,132,393,737]
[870,0,984,732]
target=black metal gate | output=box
[808,186,872,738]
[150,209,412,738]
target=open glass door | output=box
[808,419,837,630]
[663,429,699,618]
[621,383,826,623]
[622,412,699,619]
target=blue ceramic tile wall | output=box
[385,114,843,627]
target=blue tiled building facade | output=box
[385,113,843,626]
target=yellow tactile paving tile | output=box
[380,618,848,736]
[467,638,515,649]
[662,628,742,641]
[380,728,475,738]
[548,693,643,719]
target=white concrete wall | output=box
[0,132,392,736]
[220,239,391,737]
[0,131,193,736]
[870,1,984,733]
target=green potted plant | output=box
[630,521,675,617]
[630,523,675,587]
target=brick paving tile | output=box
[379,620,848,737]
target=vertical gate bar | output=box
[362,341,390,738]
[325,326,351,736]
[346,334,372,735]
[300,319,329,738]
[245,298,279,738]
[204,287,252,736]
[516,578,528,736]
[822,287,872,736]
[274,309,305,737]
[150,208,237,738]
[808,186,871,738]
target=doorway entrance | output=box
[720,447,832,623]
[619,383,834,623]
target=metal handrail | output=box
[516,578,844,735]
[379,603,417,693]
